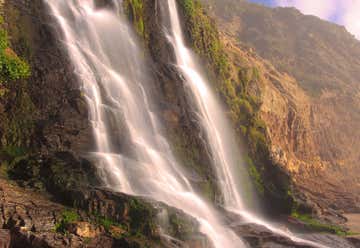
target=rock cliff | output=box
[201,0,360,220]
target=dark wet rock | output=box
[302,234,356,248]
[233,223,313,248]
[232,222,357,248]
[347,237,360,247]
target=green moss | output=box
[99,217,115,231]
[1,86,35,147]
[177,0,266,152]
[0,20,30,84]
[123,0,146,38]
[0,15,34,150]
[246,156,264,195]
[0,145,28,179]
[178,0,231,80]
[291,212,350,236]
[128,198,156,235]
[1,145,26,158]
[55,210,80,233]
[92,213,127,238]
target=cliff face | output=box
[0,0,211,247]
[201,0,360,213]
[0,0,359,247]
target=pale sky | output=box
[250,0,360,39]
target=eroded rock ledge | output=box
[0,177,211,248]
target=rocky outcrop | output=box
[200,0,360,216]
[0,177,210,248]
[0,0,93,155]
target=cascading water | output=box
[165,0,249,211]
[164,1,328,248]
[45,0,245,247]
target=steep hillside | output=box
[201,0,360,213]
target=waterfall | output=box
[164,1,327,248]
[45,0,245,247]
[165,0,248,211]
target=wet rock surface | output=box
[233,222,356,248]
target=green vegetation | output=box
[246,156,264,195]
[0,18,30,83]
[1,86,35,147]
[178,0,230,80]
[55,210,80,233]
[0,145,27,174]
[123,0,146,38]
[291,211,351,236]
[1,145,27,159]
[128,198,156,235]
[92,213,127,238]
[178,0,266,156]
[0,16,34,156]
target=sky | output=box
[249,0,360,39]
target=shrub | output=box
[55,210,80,233]
[0,26,30,83]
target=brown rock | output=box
[108,225,126,238]
[0,229,11,248]
[68,222,99,239]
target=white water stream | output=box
[45,0,245,247]
[164,0,328,247]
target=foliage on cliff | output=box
[0,30,33,181]
[0,11,33,163]
[177,0,266,156]
[0,18,30,84]
[123,0,146,39]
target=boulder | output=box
[68,222,100,239]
